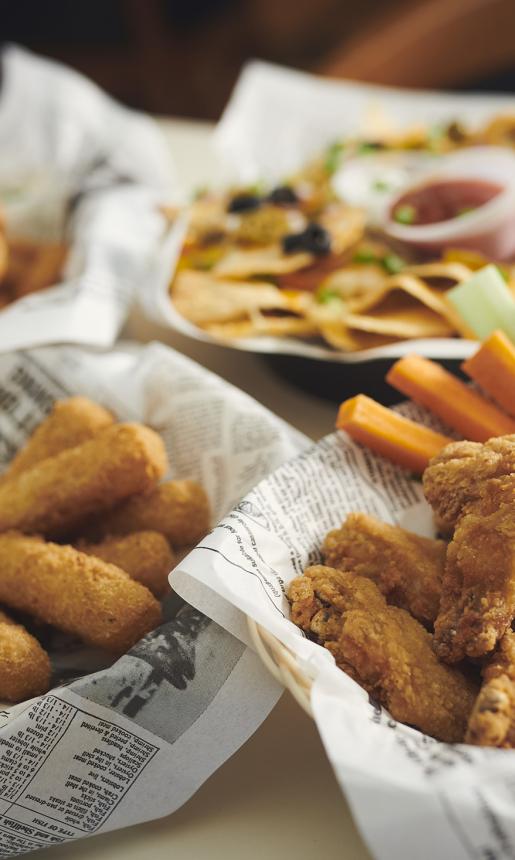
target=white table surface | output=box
[37,119,372,860]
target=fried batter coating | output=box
[466,631,515,747]
[288,565,477,742]
[423,435,515,534]
[93,480,210,547]
[77,531,175,597]
[0,423,168,537]
[0,609,51,702]
[2,396,114,481]
[323,513,444,626]
[0,532,162,653]
[434,476,515,663]
[466,676,515,748]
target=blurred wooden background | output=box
[3,0,515,119]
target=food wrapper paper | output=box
[0,44,173,352]
[151,61,515,363]
[0,339,308,857]
[174,401,515,860]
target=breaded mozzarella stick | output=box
[2,396,114,481]
[78,531,175,597]
[0,609,51,702]
[0,423,168,537]
[0,533,162,653]
[96,480,210,547]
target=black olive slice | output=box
[282,222,331,256]
[227,193,262,213]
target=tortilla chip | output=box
[319,324,398,352]
[361,104,397,140]
[341,291,454,338]
[186,197,229,244]
[204,316,318,340]
[317,205,366,255]
[319,265,467,326]
[320,265,389,312]
[172,269,289,325]
[405,262,472,283]
[378,273,453,317]
[476,114,515,145]
[442,249,490,271]
[213,245,313,278]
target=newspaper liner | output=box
[0,340,308,858]
[174,401,515,860]
[0,44,173,352]
[148,60,515,363]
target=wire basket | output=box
[247,616,313,717]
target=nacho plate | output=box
[150,64,515,363]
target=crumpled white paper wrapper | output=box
[174,399,515,860]
[0,339,309,858]
[150,61,515,363]
[0,44,174,352]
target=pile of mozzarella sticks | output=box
[0,396,210,704]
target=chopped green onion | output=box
[373,179,391,192]
[324,142,345,174]
[393,204,416,225]
[352,248,379,264]
[317,287,341,304]
[457,206,476,217]
[192,185,208,201]
[246,181,265,195]
[496,265,509,282]
[381,253,406,274]
[447,264,515,341]
[428,124,445,142]
[357,142,382,155]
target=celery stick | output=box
[446,264,515,341]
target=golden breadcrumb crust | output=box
[0,532,162,653]
[0,609,51,702]
[96,479,210,547]
[323,512,444,626]
[2,396,113,480]
[289,565,477,743]
[0,423,168,537]
[78,530,175,597]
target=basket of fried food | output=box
[0,394,209,704]
[249,330,515,749]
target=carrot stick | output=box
[462,330,515,419]
[336,394,452,473]
[386,354,515,443]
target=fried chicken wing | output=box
[322,513,444,626]
[466,630,515,748]
[288,564,477,743]
[434,475,515,662]
[423,435,515,534]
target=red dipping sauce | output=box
[391,179,503,226]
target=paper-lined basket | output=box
[174,399,515,860]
